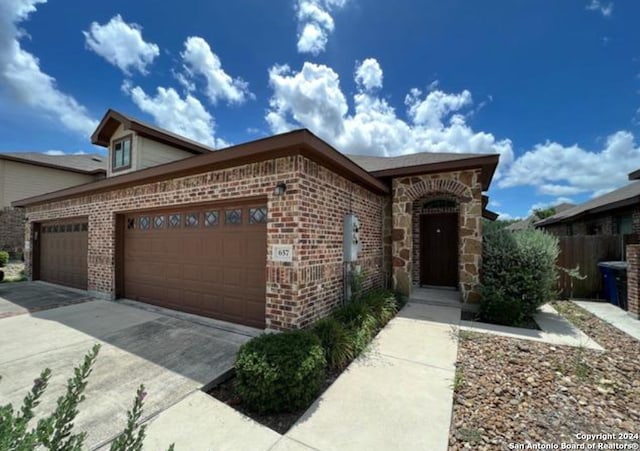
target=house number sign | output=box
[272,244,293,262]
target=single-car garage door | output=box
[122,202,267,328]
[39,219,88,290]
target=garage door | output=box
[123,203,267,328]
[39,219,88,290]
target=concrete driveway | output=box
[0,282,254,450]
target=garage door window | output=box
[139,216,150,230]
[169,214,181,228]
[186,213,199,227]
[225,209,242,225]
[154,215,165,229]
[204,211,219,227]
[249,207,267,224]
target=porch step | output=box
[409,287,479,312]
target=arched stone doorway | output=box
[391,171,483,303]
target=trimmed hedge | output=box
[480,229,559,326]
[234,331,326,414]
[234,289,403,414]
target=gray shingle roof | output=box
[507,203,575,231]
[346,152,486,173]
[537,183,640,227]
[0,152,107,173]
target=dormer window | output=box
[112,136,132,172]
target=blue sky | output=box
[1,0,640,219]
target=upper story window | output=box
[112,136,132,172]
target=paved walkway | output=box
[143,302,462,451]
[573,300,640,341]
[459,303,604,350]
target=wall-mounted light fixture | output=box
[274,182,287,196]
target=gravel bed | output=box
[449,301,640,450]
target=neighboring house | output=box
[506,202,574,232]
[13,109,499,331]
[0,152,106,256]
[536,183,640,238]
[536,173,640,319]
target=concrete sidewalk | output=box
[573,300,640,341]
[141,302,461,451]
[282,302,460,451]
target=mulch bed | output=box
[208,371,339,434]
[449,301,640,450]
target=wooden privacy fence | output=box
[556,235,622,299]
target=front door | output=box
[420,213,458,287]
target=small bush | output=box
[0,345,172,451]
[0,251,9,267]
[478,286,523,326]
[235,331,326,414]
[363,290,399,327]
[312,318,355,371]
[332,300,378,355]
[480,228,559,324]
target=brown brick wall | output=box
[626,244,639,319]
[0,207,25,257]
[24,155,385,330]
[295,158,385,328]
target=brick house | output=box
[536,174,640,319]
[13,109,499,331]
[0,152,106,257]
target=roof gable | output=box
[91,109,214,155]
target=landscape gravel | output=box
[449,301,640,450]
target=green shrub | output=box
[332,300,378,355]
[0,251,9,267]
[363,289,399,327]
[480,228,559,324]
[235,331,326,414]
[478,286,524,326]
[0,345,172,451]
[312,318,355,371]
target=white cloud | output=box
[500,131,640,197]
[0,0,97,137]
[180,36,251,105]
[44,150,88,155]
[355,58,383,91]
[494,211,519,221]
[266,59,514,176]
[295,0,348,55]
[83,15,159,75]
[586,0,613,17]
[489,199,501,208]
[127,85,227,148]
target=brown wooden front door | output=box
[420,213,458,287]
[39,219,89,290]
[122,202,267,328]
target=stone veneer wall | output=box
[23,155,384,330]
[391,170,483,302]
[625,244,640,319]
[0,207,24,257]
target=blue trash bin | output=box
[598,262,619,306]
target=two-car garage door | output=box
[37,202,268,328]
[122,203,268,328]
